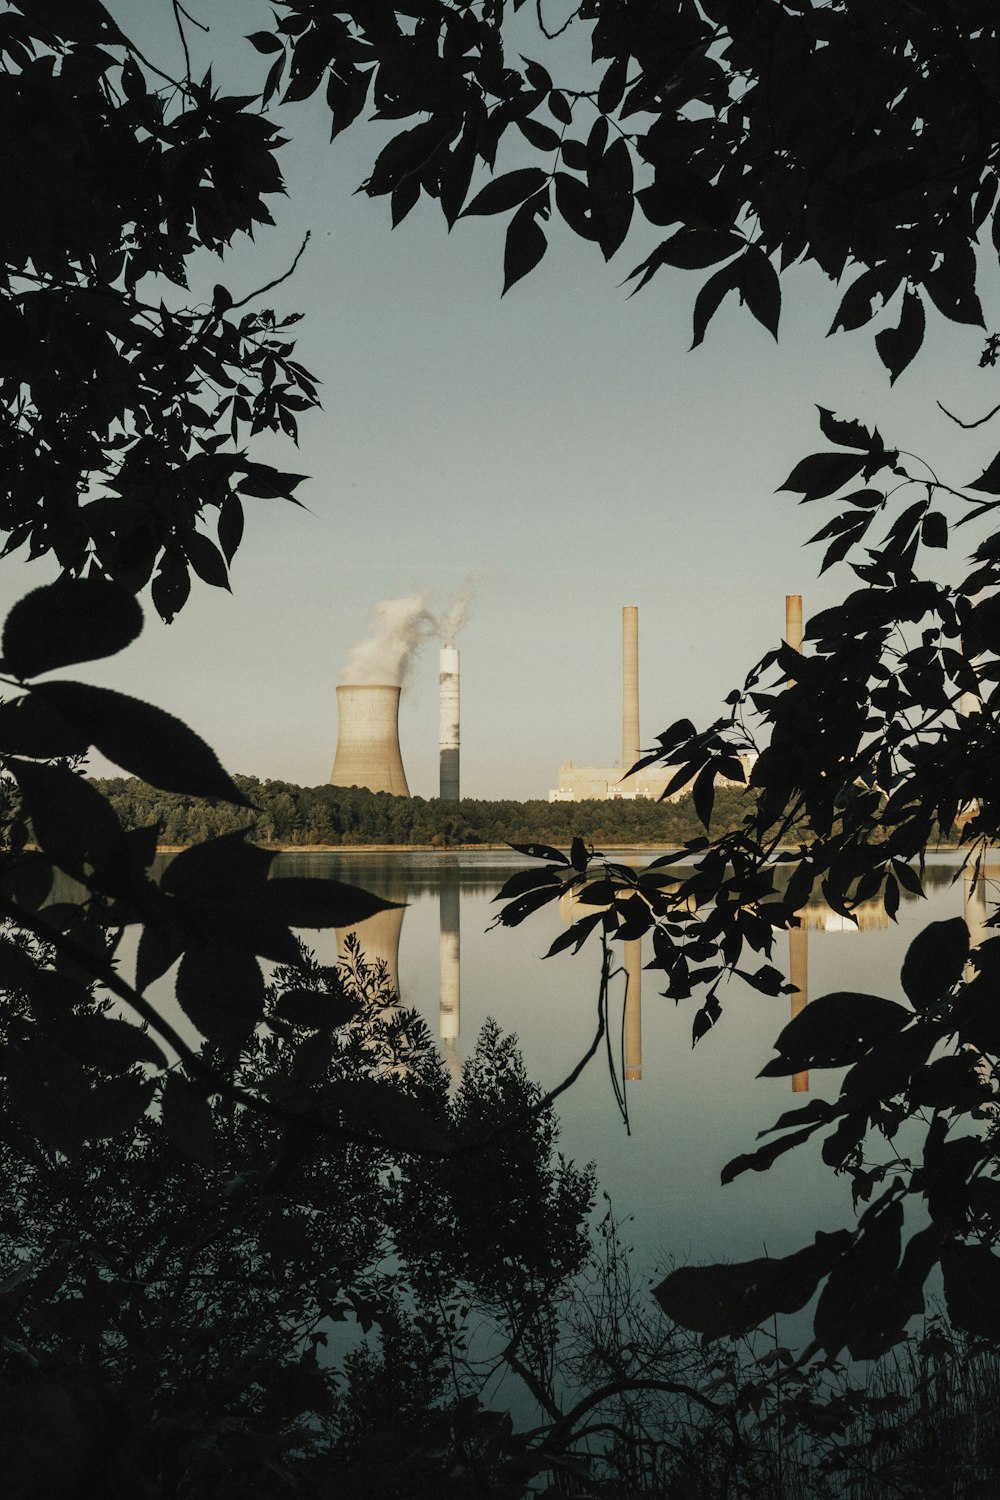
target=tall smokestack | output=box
[439,646,460,800]
[785,594,803,655]
[330,684,410,797]
[622,605,639,772]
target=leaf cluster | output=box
[263,2,999,362]
[0,3,316,620]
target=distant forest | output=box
[88,776,756,848]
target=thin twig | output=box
[227,233,312,313]
[937,398,1000,430]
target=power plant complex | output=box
[329,600,777,802]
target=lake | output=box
[261,848,992,1282]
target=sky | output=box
[10,0,1000,800]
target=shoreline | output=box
[155,842,686,855]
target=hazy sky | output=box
[11,1,1000,799]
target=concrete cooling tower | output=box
[329,684,410,797]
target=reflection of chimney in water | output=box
[439,873,462,1084]
[964,865,990,978]
[789,921,808,1094]
[623,938,642,1081]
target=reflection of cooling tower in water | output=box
[439,874,462,1084]
[330,685,410,797]
[336,906,404,1001]
[789,922,808,1094]
[623,938,642,1082]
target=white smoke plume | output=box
[341,584,475,688]
[439,578,473,648]
[341,595,436,688]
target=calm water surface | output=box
[257,849,994,1278]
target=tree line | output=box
[89,774,755,849]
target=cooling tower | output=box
[330,684,410,797]
[439,646,460,800]
[622,605,640,772]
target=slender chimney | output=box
[439,645,460,800]
[622,605,640,772]
[330,684,410,797]
[785,594,803,655]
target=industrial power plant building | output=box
[549,607,683,803]
[549,605,755,803]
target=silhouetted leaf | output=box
[656,227,744,269]
[779,452,868,501]
[182,530,230,590]
[721,1119,829,1185]
[236,465,308,500]
[900,918,968,1011]
[692,990,721,1046]
[11,757,128,883]
[2,579,142,679]
[0,693,89,759]
[544,912,603,957]
[969,450,1000,495]
[760,992,911,1073]
[492,885,563,927]
[463,168,547,216]
[690,258,741,347]
[246,30,283,53]
[875,288,925,384]
[508,842,570,865]
[267,877,400,929]
[921,511,948,548]
[176,943,265,1044]
[654,1231,851,1339]
[503,198,547,293]
[816,407,870,451]
[35,682,252,806]
[814,1200,907,1359]
[272,988,356,1029]
[493,867,563,902]
[740,247,779,339]
[517,116,560,153]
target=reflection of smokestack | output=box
[623,938,642,1081]
[789,922,808,1094]
[786,594,803,656]
[330,685,410,797]
[439,875,462,1084]
[439,646,460,801]
[623,605,639,772]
